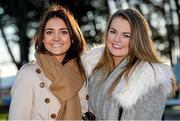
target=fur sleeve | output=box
[112,62,174,109]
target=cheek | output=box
[106,38,111,50]
[43,38,51,44]
[124,41,130,52]
[42,40,49,47]
[66,39,71,45]
[106,35,113,46]
[64,40,72,49]
[107,33,114,42]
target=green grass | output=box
[0,113,8,121]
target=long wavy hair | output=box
[34,4,88,79]
[94,8,164,94]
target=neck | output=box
[55,55,65,63]
[113,56,124,67]
[44,48,66,63]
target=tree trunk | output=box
[174,0,180,56]
[17,18,30,69]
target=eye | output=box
[109,30,116,34]
[45,30,53,35]
[61,30,69,35]
[122,34,130,38]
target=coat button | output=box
[51,113,56,119]
[39,82,45,88]
[45,98,50,104]
[36,68,41,73]
[86,95,89,100]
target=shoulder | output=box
[81,45,104,77]
[19,60,36,70]
[81,45,104,61]
[15,61,40,83]
[17,60,39,74]
[11,61,39,93]
[132,61,174,95]
[137,62,174,86]
[112,61,174,109]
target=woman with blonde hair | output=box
[83,8,177,120]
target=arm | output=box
[78,82,88,114]
[8,65,34,120]
[121,84,167,120]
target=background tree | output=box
[112,0,180,66]
[0,0,179,70]
[0,0,43,69]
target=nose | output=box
[114,33,121,42]
[53,32,60,42]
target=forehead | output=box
[45,17,67,28]
[110,17,131,32]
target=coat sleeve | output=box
[121,84,167,120]
[8,64,34,120]
[111,62,174,120]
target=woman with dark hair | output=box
[83,8,177,120]
[9,4,88,120]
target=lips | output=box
[112,43,123,49]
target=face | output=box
[43,17,71,62]
[107,17,131,66]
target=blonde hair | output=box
[94,8,162,94]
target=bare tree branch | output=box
[0,23,18,69]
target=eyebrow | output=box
[45,28,68,31]
[109,27,131,34]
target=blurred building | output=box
[173,57,180,98]
[0,76,15,106]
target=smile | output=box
[52,44,63,47]
[112,43,123,49]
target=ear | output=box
[72,39,74,43]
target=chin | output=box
[111,52,122,56]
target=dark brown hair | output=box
[34,4,88,78]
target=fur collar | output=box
[112,62,174,109]
[81,45,104,77]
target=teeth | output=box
[52,44,62,47]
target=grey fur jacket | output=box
[81,45,174,120]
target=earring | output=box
[72,39,74,43]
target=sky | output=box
[0,37,18,78]
[0,36,36,88]
[0,36,35,78]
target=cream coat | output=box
[8,61,88,120]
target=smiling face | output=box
[43,17,71,62]
[107,17,131,66]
